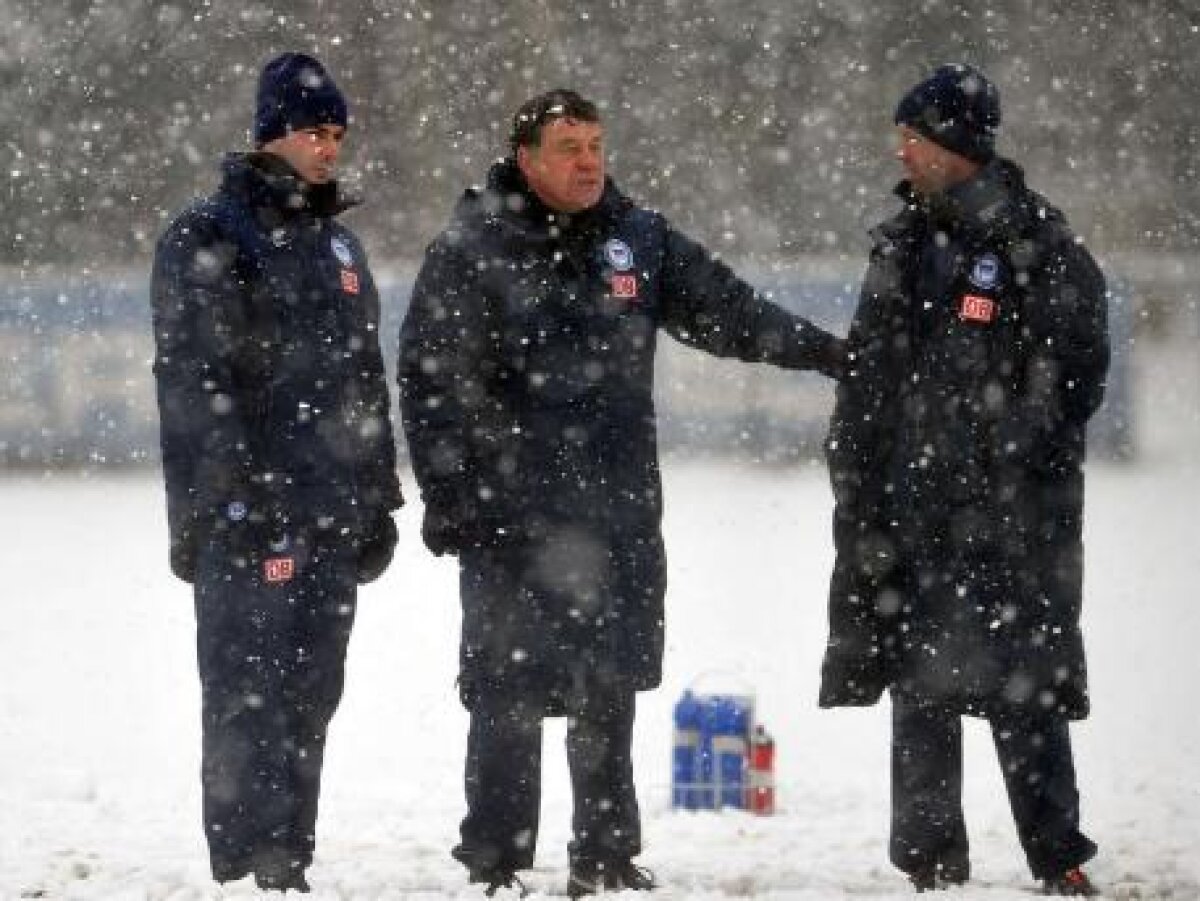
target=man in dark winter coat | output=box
[399,89,845,897]
[151,52,403,892]
[818,65,1108,896]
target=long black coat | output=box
[819,159,1109,720]
[152,153,402,578]
[400,160,843,709]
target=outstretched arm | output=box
[658,224,846,378]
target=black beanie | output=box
[894,64,1000,163]
[254,52,348,146]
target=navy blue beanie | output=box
[254,52,348,146]
[895,64,1000,163]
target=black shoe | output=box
[908,862,968,892]
[567,859,656,898]
[468,867,529,898]
[254,868,311,893]
[1042,867,1097,897]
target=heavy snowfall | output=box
[3,2,1200,899]
[0,341,1196,899]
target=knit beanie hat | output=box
[254,52,348,146]
[894,64,1000,163]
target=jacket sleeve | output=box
[826,254,900,517]
[994,236,1111,469]
[150,211,261,574]
[818,256,901,709]
[397,236,492,516]
[657,223,846,377]
[349,251,404,519]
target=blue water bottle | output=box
[705,695,751,809]
[671,690,701,809]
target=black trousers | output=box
[453,689,642,874]
[193,531,357,881]
[890,694,1097,880]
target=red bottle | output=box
[746,724,776,815]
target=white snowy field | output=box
[2,342,1198,900]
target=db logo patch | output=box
[611,273,639,299]
[959,294,997,323]
[263,556,295,584]
[340,268,360,294]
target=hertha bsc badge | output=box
[611,273,639,299]
[968,253,1001,289]
[340,268,360,294]
[264,556,295,583]
[331,236,355,267]
[603,238,635,271]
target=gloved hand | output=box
[356,513,398,583]
[421,504,469,557]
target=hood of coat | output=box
[449,157,633,250]
[218,151,358,224]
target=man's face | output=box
[517,117,605,213]
[895,125,969,196]
[260,124,346,185]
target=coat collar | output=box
[453,157,631,245]
[878,157,1063,249]
[219,152,357,223]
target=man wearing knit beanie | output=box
[151,52,402,892]
[819,64,1109,896]
[254,52,348,150]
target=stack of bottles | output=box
[671,689,775,814]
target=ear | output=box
[516,144,536,178]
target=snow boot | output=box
[567,858,655,898]
[468,867,529,898]
[1042,867,1097,897]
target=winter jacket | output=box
[152,152,403,582]
[818,158,1109,720]
[400,159,844,706]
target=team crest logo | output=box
[968,253,1001,289]
[340,269,360,294]
[330,236,355,267]
[602,238,634,271]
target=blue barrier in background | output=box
[0,271,1135,466]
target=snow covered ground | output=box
[2,339,1198,900]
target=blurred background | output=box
[1,0,1196,467]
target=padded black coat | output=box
[818,159,1109,720]
[152,153,402,580]
[400,159,843,707]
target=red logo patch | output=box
[340,269,360,294]
[611,273,638,300]
[959,294,996,323]
[263,556,295,583]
